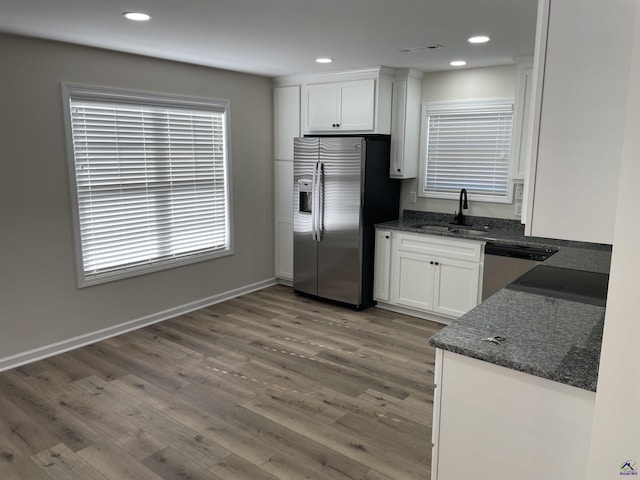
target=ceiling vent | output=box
[400,44,444,53]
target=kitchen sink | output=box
[410,224,451,233]
[410,224,488,237]
[449,228,487,237]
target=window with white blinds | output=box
[421,99,514,202]
[62,84,232,286]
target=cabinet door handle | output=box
[385,235,390,239]
[434,262,439,266]
[430,261,434,265]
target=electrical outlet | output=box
[515,203,523,217]
[515,183,524,201]
[409,191,417,203]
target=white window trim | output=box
[62,83,234,287]
[418,98,515,204]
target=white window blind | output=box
[63,85,231,286]
[422,100,513,201]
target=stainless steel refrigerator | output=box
[293,136,400,309]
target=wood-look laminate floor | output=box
[0,285,443,480]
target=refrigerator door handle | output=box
[311,161,319,242]
[316,162,324,241]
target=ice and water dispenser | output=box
[298,179,312,214]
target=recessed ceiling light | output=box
[468,35,491,44]
[123,12,151,21]
[315,57,333,64]
[450,60,467,67]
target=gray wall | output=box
[0,34,274,360]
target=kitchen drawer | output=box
[394,231,483,262]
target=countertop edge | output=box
[429,338,598,392]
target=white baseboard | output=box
[375,302,453,325]
[0,277,277,373]
[276,277,293,287]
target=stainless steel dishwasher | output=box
[482,243,558,301]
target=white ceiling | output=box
[0,0,538,78]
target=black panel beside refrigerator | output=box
[293,135,400,310]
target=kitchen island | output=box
[376,211,612,480]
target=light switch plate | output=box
[409,191,417,203]
[515,203,523,216]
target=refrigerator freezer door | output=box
[316,137,363,305]
[293,137,319,295]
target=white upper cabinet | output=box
[301,67,393,135]
[390,69,423,179]
[305,83,340,131]
[305,80,374,131]
[524,0,636,244]
[339,80,376,130]
[274,85,300,161]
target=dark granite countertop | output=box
[429,290,605,391]
[377,210,612,392]
[377,210,611,273]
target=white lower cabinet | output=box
[373,229,392,302]
[393,249,436,311]
[432,257,481,318]
[375,230,483,322]
[432,349,596,480]
[275,221,293,280]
